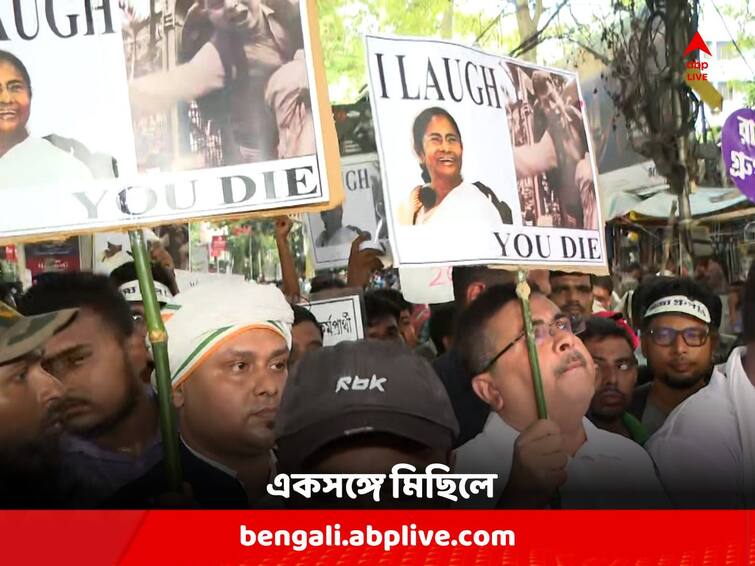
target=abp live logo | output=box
[684,31,712,81]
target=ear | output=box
[172,383,185,409]
[466,282,487,305]
[471,373,504,412]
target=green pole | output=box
[517,269,562,507]
[516,269,548,418]
[129,230,183,492]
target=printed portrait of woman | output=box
[397,106,513,227]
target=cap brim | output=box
[275,410,455,472]
[0,308,78,364]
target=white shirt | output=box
[416,181,504,226]
[0,136,93,190]
[454,413,668,508]
[647,347,755,508]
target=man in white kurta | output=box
[648,343,755,508]
[451,284,667,508]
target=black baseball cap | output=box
[275,340,459,472]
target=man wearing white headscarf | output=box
[112,280,293,508]
[648,264,755,508]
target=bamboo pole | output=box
[516,269,560,507]
[129,230,183,492]
[516,269,547,419]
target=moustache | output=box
[555,351,587,377]
[597,384,626,400]
[57,397,90,413]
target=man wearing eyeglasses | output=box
[627,278,720,437]
[453,284,665,508]
[647,265,755,508]
[581,317,648,445]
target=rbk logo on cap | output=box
[335,374,387,393]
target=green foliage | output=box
[316,0,522,103]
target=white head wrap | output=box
[163,280,293,389]
[644,295,712,324]
[119,280,173,304]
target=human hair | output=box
[455,283,521,376]
[412,107,462,184]
[742,263,755,342]
[0,50,32,97]
[17,272,134,339]
[429,303,456,356]
[640,276,722,332]
[593,275,614,294]
[550,270,592,284]
[580,316,634,352]
[371,288,412,313]
[364,292,401,328]
[309,274,346,294]
[108,261,179,297]
[292,304,323,338]
[451,265,515,306]
[626,262,642,275]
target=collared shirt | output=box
[432,349,489,447]
[61,430,163,507]
[647,347,755,508]
[454,413,668,508]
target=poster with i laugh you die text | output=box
[365,34,608,273]
[0,0,342,244]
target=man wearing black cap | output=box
[0,301,77,507]
[275,340,459,508]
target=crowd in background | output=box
[0,224,752,509]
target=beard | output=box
[64,354,142,439]
[651,362,713,390]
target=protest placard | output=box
[364,35,607,272]
[398,266,454,305]
[0,0,341,243]
[306,154,388,269]
[303,291,365,347]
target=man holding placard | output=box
[453,284,666,508]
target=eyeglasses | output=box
[481,315,583,373]
[647,327,710,347]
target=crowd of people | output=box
[0,230,752,509]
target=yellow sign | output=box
[685,76,724,111]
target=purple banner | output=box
[722,108,755,202]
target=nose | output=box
[252,367,286,398]
[29,363,64,408]
[551,325,576,353]
[670,332,689,354]
[0,87,11,104]
[600,365,618,385]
